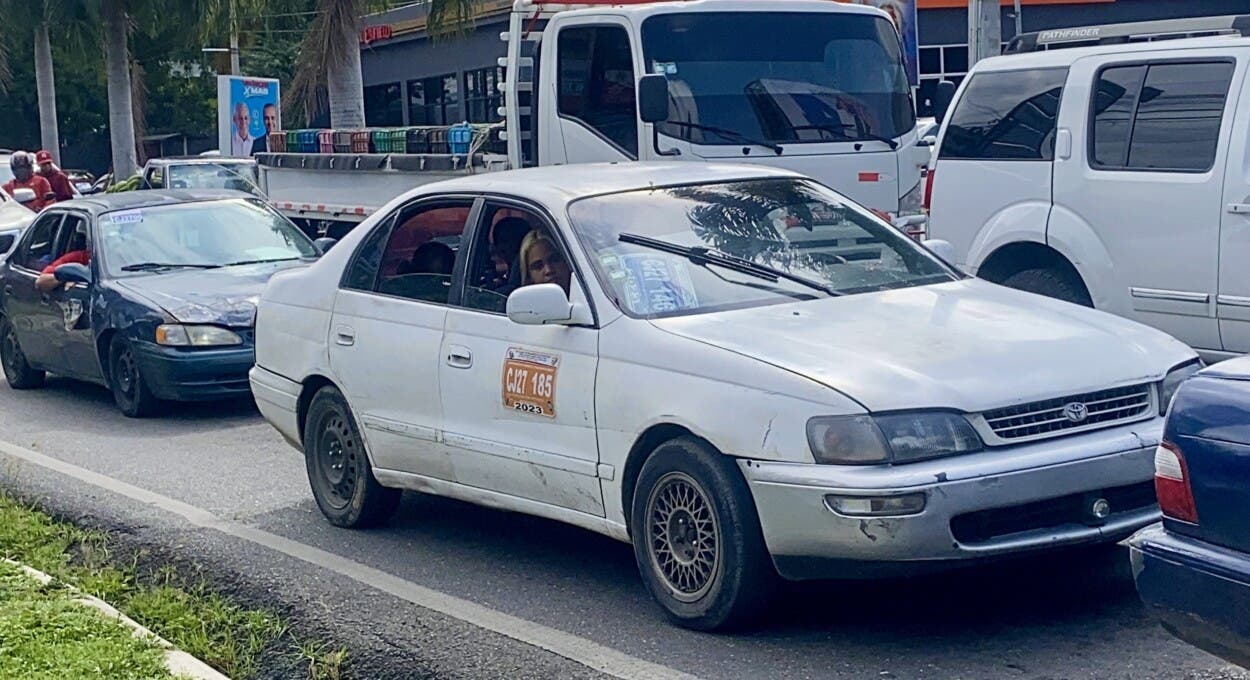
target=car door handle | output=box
[1228,203,1250,214]
[2,285,11,296]
[446,345,472,369]
[333,324,355,346]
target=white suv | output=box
[926,19,1250,360]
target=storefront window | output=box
[364,82,403,127]
[465,66,505,124]
[407,74,461,126]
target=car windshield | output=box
[641,12,914,146]
[99,198,317,277]
[167,163,262,196]
[568,178,957,318]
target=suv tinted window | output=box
[1091,61,1233,173]
[557,25,638,157]
[939,68,1067,161]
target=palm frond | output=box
[427,0,479,40]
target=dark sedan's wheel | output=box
[303,386,400,528]
[631,437,777,631]
[0,316,45,390]
[108,336,161,418]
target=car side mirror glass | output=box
[507,284,576,325]
[313,237,338,255]
[11,188,36,205]
[933,81,957,125]
[637,74,671,124]
[922,238,956,263]
[54,262,92,285]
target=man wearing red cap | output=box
[35,150,75,202]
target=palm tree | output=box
[289,0,476,128]
[99,0,140,177]
[0,0,74,164]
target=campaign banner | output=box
[850,0,920,86]
[217,76,282,157]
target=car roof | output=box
[146,156,255,166]
[51,189,257,216]
[973,35,1250,72]
[413,162,803,208]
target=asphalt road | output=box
[0,376,1246,680]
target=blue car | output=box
[1130,358,1250,669]
[0,190,322,417]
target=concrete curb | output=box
[3,557,230,680]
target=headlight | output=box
[1159,360,1202,416]
[806,412,982,465]
[156,324,243,347]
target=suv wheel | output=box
[1001,267,1093,307]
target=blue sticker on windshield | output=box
[108,210,143,224]
[620,253,698,315]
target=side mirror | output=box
[11,188,36,205]
[507,284,579,325]
[637,74,679,158]
[54,262,92,285]
[313,237,338,255]
[918,134,937,148]
[922,238,957,263]
[933,81,957,125]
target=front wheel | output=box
[630,437,776,630]
[0,316,45,390]
[109,336,162,417]
[303,386,401,528]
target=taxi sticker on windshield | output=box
[108,210,144,224]
[503,348,559,418]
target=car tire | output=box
[303,386,401,528]
[108,336,162,418]
[1001,267,1093,307]
[0,316,45,390]
[630,436,777,631]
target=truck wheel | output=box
[1001,267,1093,307]
[109,336,162,417]
[303,386,400,528]
[0,316,45,390]
[630,437,776,630]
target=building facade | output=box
[358,0,1250,126]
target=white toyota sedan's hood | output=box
[651,279,1196,413]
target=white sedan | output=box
[250,163,1198,630]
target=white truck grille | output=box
[980,385,1154,443]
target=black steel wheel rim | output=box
[316,410,359,510]
[1,324,21,376]
[646,471,721,603]
[115,347,138,401]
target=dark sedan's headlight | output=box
[807,412,983,465]
[156,324,243,347]
[1159,360,1202,416]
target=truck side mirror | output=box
[637,74,671,123]
[933,81,957,125]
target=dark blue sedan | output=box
[1130,358,1250,669]
[0,190,320,417]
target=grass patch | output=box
[0,491,350,679]
[0,561,172,679]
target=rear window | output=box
[939,67,1068,161]
[1090,60,1234,173]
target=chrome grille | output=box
[981,385,1153,442]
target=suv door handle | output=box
[333,324,355,346]
[446,345,472,369]
[1228,203,1250,214]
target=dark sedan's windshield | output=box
[569,179,956,319]
[642,12,914,145]
[99,199,316,277]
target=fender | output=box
[964,199,1053,275]
[1044,202,1127,316]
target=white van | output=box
[926,16,1250,361]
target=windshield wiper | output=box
[224,257,301,267]
[120,262,222,272]
[618,233,838,297]
[787,124,899,150]
[662,121,784,155]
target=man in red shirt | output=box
[35,224,90,292]
[35,150,76,202]
[2,152,56,211]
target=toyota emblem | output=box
[1063,402,1089,423]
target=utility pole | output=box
[1014,0,1023,37]
[229,0,241,75]
[968,0,1002,67]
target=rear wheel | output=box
[630,437,776,630]
[303,386,401,528]
[108,336,161,417]
[0,316,45,390]
[1001,267,1093,307]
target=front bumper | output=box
[132,340,254,402]
[1129,524,1250,669]
[742,422,1162,580]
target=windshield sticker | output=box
[619,253,699,315]
[652,61,677,75]
[503,348,559,418]
[107,210,144,224]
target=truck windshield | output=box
[641,12,914,146]
[568,178,956,319]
